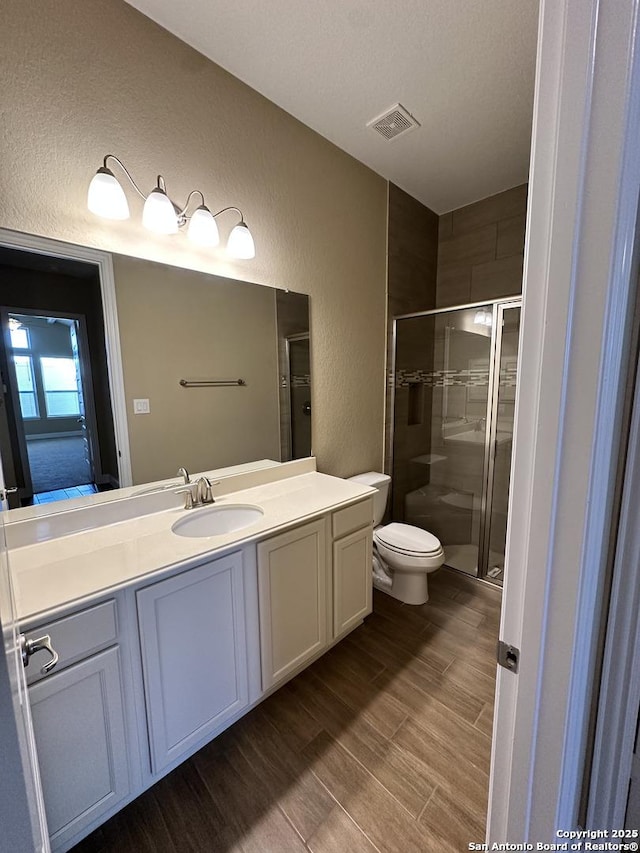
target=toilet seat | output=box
[375,522,442,557]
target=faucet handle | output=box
[175,484,197,509]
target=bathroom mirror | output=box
[0,236,311,512]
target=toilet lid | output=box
[375,523,442,555]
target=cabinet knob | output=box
[20,633,59,675]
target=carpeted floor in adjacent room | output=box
[27,436,92,492]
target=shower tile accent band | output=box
[290,374,311,387]
[393,366,517,389]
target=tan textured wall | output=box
[113,256,281,484]
[437,184,527,307]
[0,0,388,477]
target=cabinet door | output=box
[258,518,327,690]
[28,647,129,851]
[137,552,248,774]
[333,526,373,639]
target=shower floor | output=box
[444,543,504,585]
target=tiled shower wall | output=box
[384,184,439,477]
[436,184,527,307]
[385,183,527,515]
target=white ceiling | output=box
[125,0,539,214]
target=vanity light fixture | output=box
[87,155,255,259]
[474,307,493,327]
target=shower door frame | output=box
[477,299,522,583]
[284,331,311,460]
[390,294,522,583]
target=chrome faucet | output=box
[196,476,215,505]
[175,476,220,509]
[177,467,190,485]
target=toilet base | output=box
[373,569,430,605]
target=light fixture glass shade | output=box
[187,205,220,247]
[227,222,256,259]
[474,308,493,327]
[142,188,178,234]
[87,168,130,220]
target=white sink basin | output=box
[171,504,264,538]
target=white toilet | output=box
[349,472,445,605]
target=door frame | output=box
[0,457,51,851]
[587,309,640,827]
[478,300,521,584]
[0,229,132,488]
[489,0,640,840]
[68,314,101,487]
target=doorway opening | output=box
[5,311,100,504]
[0,247,121,508]
[286,333,312,460]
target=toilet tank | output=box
[348,472,391,526]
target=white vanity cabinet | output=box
[25,600,130,852]
[257,517,328,690]
[257,498,373,690]
[332,499,374,639]
[136,550,250,774]
[13,471,375,851]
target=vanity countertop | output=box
[10,470,374,624]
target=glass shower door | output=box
[481,303,521,585]
[394,306,494,577]
[393,298,521,583]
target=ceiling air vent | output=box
[367,104,420,141]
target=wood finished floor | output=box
[73,568,501,853]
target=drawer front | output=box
[332,498,373,540]
[25,600,118,685]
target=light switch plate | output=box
[133,398,150,414]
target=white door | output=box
[0,460,50,852]
[488,0,640,840]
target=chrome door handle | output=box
[20,634,59,675]
[0,486,18,500]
